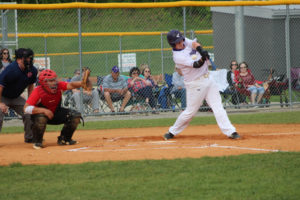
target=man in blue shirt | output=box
[0,48,37,143]
[102,66,131,112]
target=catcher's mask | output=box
[15,48,34,70]
[167,30,185,48]
[39,69,58,94]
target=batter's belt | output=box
[195,73,209,81]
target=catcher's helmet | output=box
[167,30,185,47]
[39,69,58,94]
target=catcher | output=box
[24,68,90,149]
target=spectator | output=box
[224,60,246,105]
[0,48,12,73]
[0,48,37,143]
[171,67,186,109]
[142,65,157,88]
[139,63,148,75]
[1,49,17,118]
[235,61,265,106]
[71,68,100,113]
[127,67,157,111]
[102,66,131,113]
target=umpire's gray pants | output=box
[0,96,33,140]
[72,89,100,112]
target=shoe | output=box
[228,132,241,139]
[163,132,174,140]
[25,138,33,143]
[33,143,43,149]
[57,136,78,145]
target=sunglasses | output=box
[2,52,8,55]
[231,64,238,66]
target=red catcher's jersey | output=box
[26,81,68,113]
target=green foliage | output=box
[0,152,299,199]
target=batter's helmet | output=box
[167,30,185,47]
[39,69,58,94]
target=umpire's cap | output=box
[15,48,34,59]
[167,30,185,48]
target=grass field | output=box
[0,111,299,199]
[0,152,299,200]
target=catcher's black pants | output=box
[31,107,81,143]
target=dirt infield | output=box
[0,124,299,166]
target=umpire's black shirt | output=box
[0,61,37,98]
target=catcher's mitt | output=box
[81,67,91,91]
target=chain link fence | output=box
[1,2,300,117]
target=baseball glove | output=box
[81,67,91,91]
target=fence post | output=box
[119,36,122,72]
[148,51,151,68]
[183,7,186,37]
[44,37,48,69]
[1,10,8,48]
[285,5,292,108]
[78,8,84,114]
[235,6,245,63]
[160,32,164,81]
[105,53,108,74]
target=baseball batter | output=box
[24,69,87,149]
[164,30,240,140]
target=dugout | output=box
[211,5,300,80]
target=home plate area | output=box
[66,135,285,154]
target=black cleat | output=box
[25,138,33,143]
[33,143,43,149]
[57,136,78,145]
[163,132,174,140]
[228,132,241,139]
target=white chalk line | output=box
[67,144,285,153]
[258,132,300,136]
[104,132,300,142]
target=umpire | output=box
[0,48,37,143]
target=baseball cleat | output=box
[163,132,174,140]
[228,132,241,139]
[57,136,78,145]
[25,138,33,143]
[33,143,43,149]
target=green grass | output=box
[0,152,299,200]
[2,110,300,134]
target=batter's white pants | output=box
[169,76,236,136]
